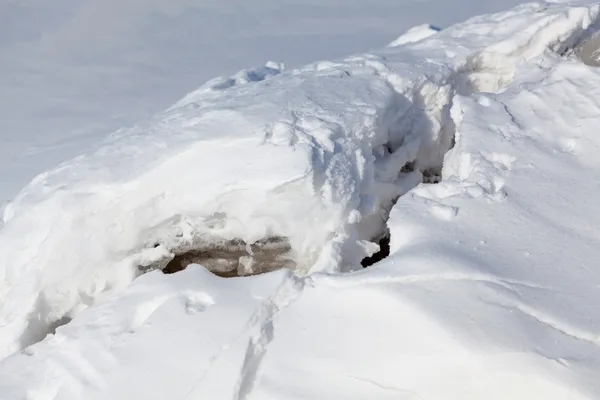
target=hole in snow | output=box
[360,164,442,269]
[361,234,391,268]
[159,237,296,277]
[422,167,442,184]
[48,316,72,334]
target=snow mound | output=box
[387,24,441,47]
[2,2,600,399]
[0,45,453,359]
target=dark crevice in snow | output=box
[356,84,456,268]
[422,167,442,184]
[159,237,295,278]
[360,165,443,269]
[361,234,390,267]
[400,160,416,173]
[49,316,72,334]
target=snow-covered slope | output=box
[0,0,527,208]
[2,1,600,399]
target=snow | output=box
[0,0,527,209]
[387,24,441,47]
[2,1,600,399]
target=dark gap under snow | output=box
[156,167,442,278]
[161,237,295,277]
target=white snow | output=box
[0,0,528,209]
[2,1,600,399]
[387,24,441,47]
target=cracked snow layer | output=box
[232,275,306,400]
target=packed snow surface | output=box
[2,1,600,399]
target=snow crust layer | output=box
[2,1,600,399]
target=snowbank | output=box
[1,1,600,399]
[1,0,531,209]
[0,38,458,357]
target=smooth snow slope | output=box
[1,1,600,399]
[0,0,528,207]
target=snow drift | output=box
[2,1,600,399]
[0,36,456,356]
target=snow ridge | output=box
[0,53,460,359]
